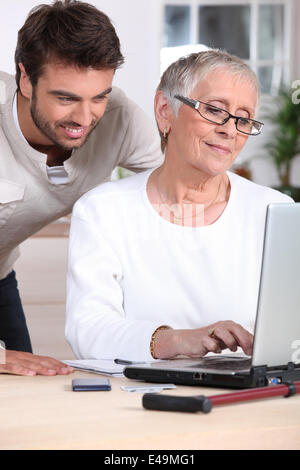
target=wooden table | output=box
[1,370,299,450]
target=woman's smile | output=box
[204,142,232,155]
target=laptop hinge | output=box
[250,365,268,376]
[251,362,297,374]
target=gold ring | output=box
[208,328,215,338]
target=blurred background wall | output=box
[1,0,300,186]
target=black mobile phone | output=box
[72,378,111,391]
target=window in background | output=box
[161,5,209,74]
[164,5,191,47]
[258,4,285,93]
[162,1,291,95]
[198,5,250,59]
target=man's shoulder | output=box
[0,71,16,105]
[103,86,154,127]
[0,71,14,85]
[88,85,153,140]
[105,86,138,115]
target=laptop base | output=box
[124,362,300,389]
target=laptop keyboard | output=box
[191,355,251,371]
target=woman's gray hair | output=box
[157,49,260,152]
[158,48,259,115]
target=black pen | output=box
[114,358,146,365]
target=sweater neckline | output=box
[142,167,234,232]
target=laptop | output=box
[124,203,300,389]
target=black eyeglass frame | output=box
[174,94,264,136]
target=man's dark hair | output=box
[15,0,124,89]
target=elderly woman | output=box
[66,49,292,361]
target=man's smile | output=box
[59,124,89,139]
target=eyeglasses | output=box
[174,95,264,136]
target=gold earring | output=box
[163,128,169,139]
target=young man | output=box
[0,0,162,375]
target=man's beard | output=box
[30,90,97,151]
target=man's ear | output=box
[154,90,172,135]
[18,63,33,100]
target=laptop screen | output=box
[252,203,300,368]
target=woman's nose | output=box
[216,116,238,138]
